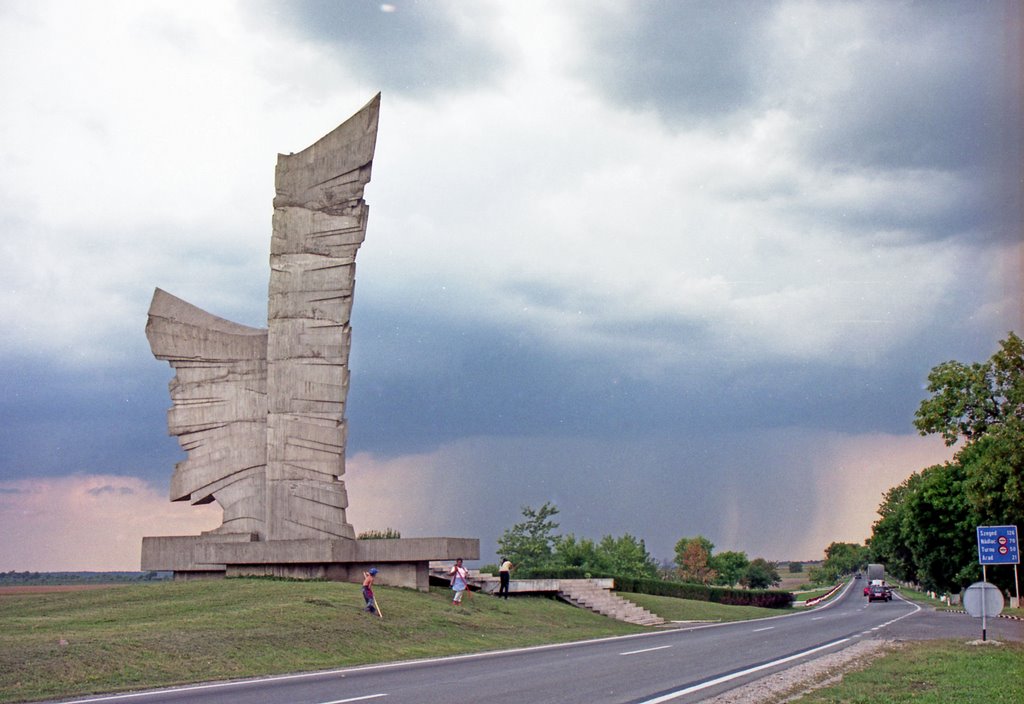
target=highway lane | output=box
[51,582,956,704]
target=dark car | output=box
[867,584,891,602]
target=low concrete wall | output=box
[142,535,479,591]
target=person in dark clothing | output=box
[498,557,513,599]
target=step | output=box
[557,581,665,626]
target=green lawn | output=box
[621,591,791,622]
[0,579,648,703]
[791,640,1024,704]
[4,580,1020,704]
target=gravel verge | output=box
[700,638,896,703]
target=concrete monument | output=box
[142,95,478,589]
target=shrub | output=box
[357,528,401,539]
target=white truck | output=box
[865,563,892,602]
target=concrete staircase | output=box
[427,564,665,626]
[557,579,665,626]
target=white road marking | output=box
[621,645,673,655]
[751,626,775,632]
[635,638,852,703]
[320,695,388,703]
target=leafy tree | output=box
[594,534,657,578]
[673,536,714,568]
[869,462,981,593]
[914,331,1024,445]
[551,533,601,571]
[806,564,833,586]
[958,418,1024,526]
[496,505,658,579]
[741,558,780,589]
[823,542,869,576]
[788,562,803,573]
[496,502,560,570]
[900,462,980,592]
[868,480,917,583]
[675,536,716,584]
[709,550,749,587]
[889,332,1024,592]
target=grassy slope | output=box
[0,579,648,703]
[621,591,789,622]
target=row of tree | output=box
[493,503,780,588]
[673,536,781,589]
[868,332,1023,594]
[806,542,871,585]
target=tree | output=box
[709,551,749,587]
[868,480,917,583]
[823,542,869,576]
[551,533,600,571]
[496,502,560,570]
[869,462,981,593]
[900,462,979,592]
[914,332,1024,445]
[741,558,780,589]
[897,332,1024,592]
[675,536,716,584]
[674,536,714,569]
[549,533,659,578]
[958,418,1024,526]
[598,534,659,579]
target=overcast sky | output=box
[1,0,1020,571]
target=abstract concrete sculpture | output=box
[142,95,477,588]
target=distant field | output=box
[0,584,132,595]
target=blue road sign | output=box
[977,525,1020,565]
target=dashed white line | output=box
[751,626,775,632]
[320,695,387,703]
[621,645,673,655]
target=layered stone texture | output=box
[146,288,268,537]
[141,95,479,587]
[262,90,380,542]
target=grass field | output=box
[0,579,648,703]
[3,578,1021,704]
[790,639,1024,704]
[621,591,791,622]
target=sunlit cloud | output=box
[0,0,1017,573]
[0,475,221,571]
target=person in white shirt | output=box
[449,558,469,605]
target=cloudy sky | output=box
[1,0,1020,571]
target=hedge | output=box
[513,568,794,609]
[614,576,794,609]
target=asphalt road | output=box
[51,583,1022,704]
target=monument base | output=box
[142,535,479,592]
